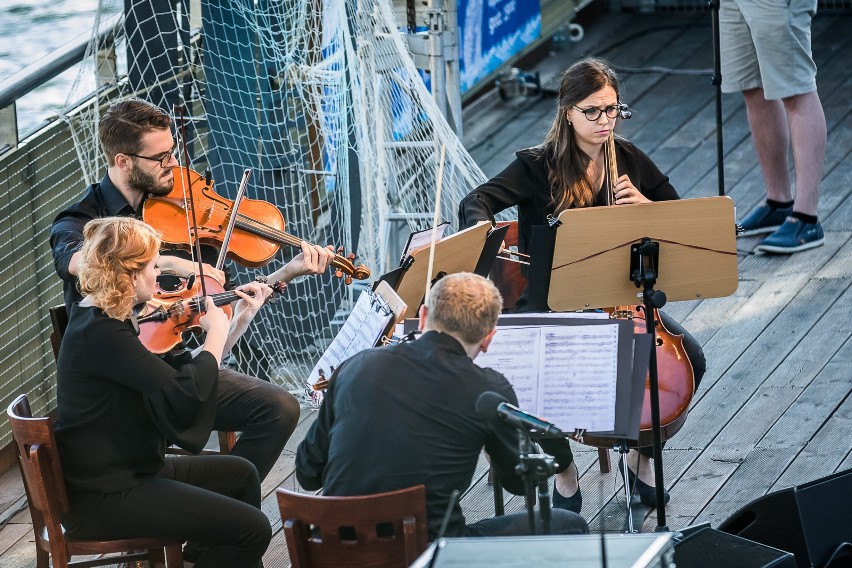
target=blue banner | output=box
[458,0,542,93]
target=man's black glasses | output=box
[124,143,177,168]
[572,103,627,121]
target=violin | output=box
[136,275,286,354]
[142,166,370,284]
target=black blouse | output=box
[55,304,219,494]
[458,139,679,255]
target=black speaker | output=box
[675,525,796,568]
[719,469,852,568]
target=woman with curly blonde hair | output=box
[55,217,271,567]
[76,216,161,319]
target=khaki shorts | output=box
[719,0,818,100]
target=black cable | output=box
[823,541,852,567]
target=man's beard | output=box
[128,163,172,197]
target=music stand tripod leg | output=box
[631,238,670,532]
[616,440,637,534]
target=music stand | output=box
[391,222,500,314]
[547,196,739,530]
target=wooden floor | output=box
[1,7,851,567]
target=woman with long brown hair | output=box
[460,57,706,511]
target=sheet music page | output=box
[474,327,543,413]
[307,291,392,391]
[400,221,450,260]
[538,325,619,432]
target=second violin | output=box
[136,275,286,354]
[143,166,370,283]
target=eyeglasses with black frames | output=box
[571,103,628,121]
[124,142,177,168]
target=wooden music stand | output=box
[546,196,739,530]
[393,222,493,313]
[548,197,738,312]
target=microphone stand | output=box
[514,429,559,535]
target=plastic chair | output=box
[276,485,429,568]
[7,393,184,568]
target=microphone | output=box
[619,105,633,120]
[475,391,565,437]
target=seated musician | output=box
[55,217,270,567]
[50,98,335,487]
[296,272,589,538]
[459,58,707,508]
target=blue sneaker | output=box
[756,217,825,254]
[738,203,793,237]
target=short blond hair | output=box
[425,273,503,344]
[77,217,161,320]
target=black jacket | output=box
[458,140,679,255]
[296,331,531,539]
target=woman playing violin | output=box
[459,58,707,510]
[55,217,270,567]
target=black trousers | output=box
[63,455,271,568]
[215,367,301,480]
[465,508,589,536]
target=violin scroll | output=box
[331,248,371,285]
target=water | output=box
[0,0,100,135]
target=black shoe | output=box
[618,455,670,508]
[552,483,582,514]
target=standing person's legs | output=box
[743,90,792,203]
[63,456,271,568]
[215,368,301,480]
[784,91,825,216]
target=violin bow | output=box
[424,144,447,296]
[173,103,209,303]
[215,167,252,271]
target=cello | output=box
[579,131,695,448]
[142,166,370,284]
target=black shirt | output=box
[50,174,140,310]
[458,140,680,254]
[295,331,529,539]
[54,304,219,494]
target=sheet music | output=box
[537,325,618,432]
[477,327,542,411]
[475,322,619,433]
[400,221,450,262]
[307,290,392,401]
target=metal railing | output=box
[0,21,121,152]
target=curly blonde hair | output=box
[77,217,161,320]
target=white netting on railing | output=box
[62,0,486,392]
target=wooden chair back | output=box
[276,485,429,568]
[7,393,184,568]
[48,305,68,361]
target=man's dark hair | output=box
[99,98,171,165]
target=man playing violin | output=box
[50,98,335,488]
